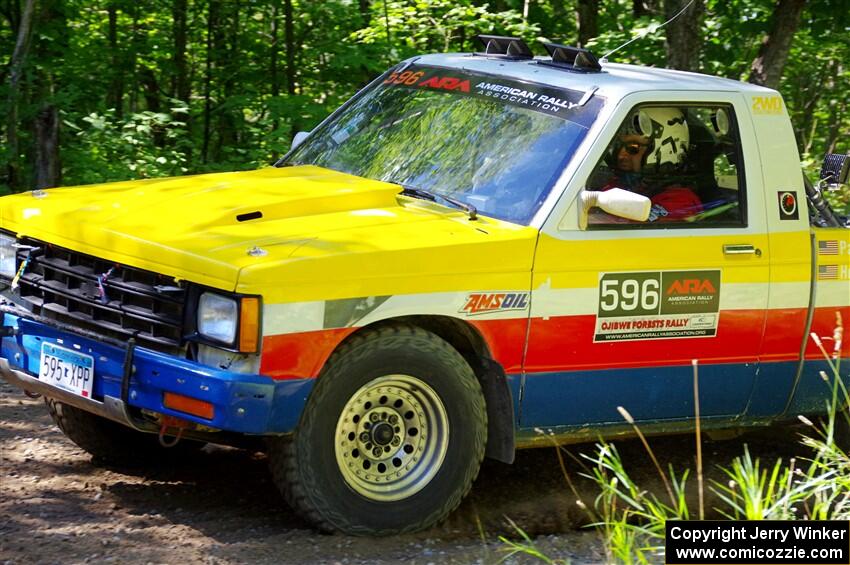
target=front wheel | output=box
[268,325,487,535]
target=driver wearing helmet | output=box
[592,107,703,223]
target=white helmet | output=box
[629,107,689,171]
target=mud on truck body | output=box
[1,37,849,535]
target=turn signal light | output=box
[163,392,215,420]
[239,297,260,353]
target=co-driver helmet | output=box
[624,107,690,173]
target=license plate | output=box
[39,342,95,398]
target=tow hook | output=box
[0,325,18,337]
[158,415,189,448]
[23,390,41,399]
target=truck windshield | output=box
[285,64,604,225]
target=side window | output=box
[585,104,747,228]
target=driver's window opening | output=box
[585,104,747,228]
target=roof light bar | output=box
[539,42,602,73]
[474,35,534,60]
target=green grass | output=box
[501,315,848,564]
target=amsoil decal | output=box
[460,292,529,316]
[778,191,799,220]
[594,270,721,342]
[381,65,602,124]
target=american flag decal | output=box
[818,265,838,280]
[818,240,839,255]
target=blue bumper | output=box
[0,314,312,434]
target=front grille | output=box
[15,238,188,352]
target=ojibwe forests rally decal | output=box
[381,65,602,124]
[594,270,721,342]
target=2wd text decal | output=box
[594,270,721,342]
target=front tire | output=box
[268,325,487,535]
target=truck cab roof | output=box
[414,52,778,101]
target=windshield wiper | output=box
[398,185,478,221]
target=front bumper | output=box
[0,312,313,435]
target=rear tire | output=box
[45,399,201,466]
[268,325,487,535]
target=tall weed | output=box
[502,316,849,563]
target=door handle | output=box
[723,244,761,257]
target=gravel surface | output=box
[0,380,810,564]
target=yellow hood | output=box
[0,166,538,294]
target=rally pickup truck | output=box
[1,36,848,535]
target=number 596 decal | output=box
[600,276,660,315]
[595,270,721,342]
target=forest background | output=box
[1,0,848,211]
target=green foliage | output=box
[581,442,690,563]
[62,110,189,185]
[710,447,800,520]
[505,320,850,563]
[0,0,847,198]
[499,516,567,564]
[353,0,540,56]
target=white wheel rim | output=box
[334,374,449,502]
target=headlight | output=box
[0,234,16,278]
[197,292,238,344]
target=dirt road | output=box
[0,380,809,564]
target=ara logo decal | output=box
[778,191,799,220]
[665,278,717,296]
[418,76,471,93]
[460,292,529,315]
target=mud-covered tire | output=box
[268,325,487,535]
[45,399,202,466]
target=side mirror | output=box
[579,188,651,229]
[291,131,310,151]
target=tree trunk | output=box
[138,67,161,108]
[171,0,190,160]
[5,0,35,191]
[748,0,805,89]
[270,2,280,134]
[824,62,845,155]
[202,0,219,164]
[3,0,21,36]
[172,0,189,102]
[576,0,598,47]
[128,5,140,114]
[216,0,240,154]
[794,59,833,155]
[106,4,124,117]
[551,0,566,25]
[284,0,295,96]
[34,101,60,188]
[32,0,66,189]
[825,98,844,155]
[358,0,370,27]
[663,0,704,72]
